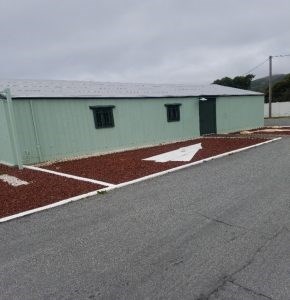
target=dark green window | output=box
[90,106,115,129]
[165,104,181,122]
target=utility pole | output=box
[268,55,272,118]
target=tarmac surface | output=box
[264,116,290,126]
[0,119,289,299]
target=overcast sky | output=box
[0,0,290,84]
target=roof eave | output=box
[11,93,263,100]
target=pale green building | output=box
[0,79,263,166]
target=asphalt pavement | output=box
[264,116,290,126]
[0,131,289,299]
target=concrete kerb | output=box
[0,189,104,223]
[0,137,282,223]
[99,137,282,192]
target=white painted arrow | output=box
[0,174,29,187]
[143,143,202,162]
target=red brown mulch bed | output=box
[0,164,103,218]
[43,137,269,185]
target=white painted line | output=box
[0,189,103,223]
[0,137,281,224]
[0,174,29,186]
[24,165,116,188]
[143,143,202,162]
[102,137,282,192]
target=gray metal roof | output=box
[0,79,262,99]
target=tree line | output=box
[213,74,290,102]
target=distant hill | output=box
[250,74,286,92]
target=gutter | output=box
[11,94,263,100]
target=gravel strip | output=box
[44,137,268,184]
[0,164,103,218]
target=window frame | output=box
[89,105,115,129]
[165,103,181,122]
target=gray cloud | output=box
[0,0,290,84]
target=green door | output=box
[199,98,217,135]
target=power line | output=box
[242,54,290,76]
[242,58,269,75]
[240,53,289,118]
[273,54,290,57]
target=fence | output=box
[264,102,290,117]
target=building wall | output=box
[0,100,15,165]
[216,96,264,133]
[8,95,264,165]
[13,97,200,164]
